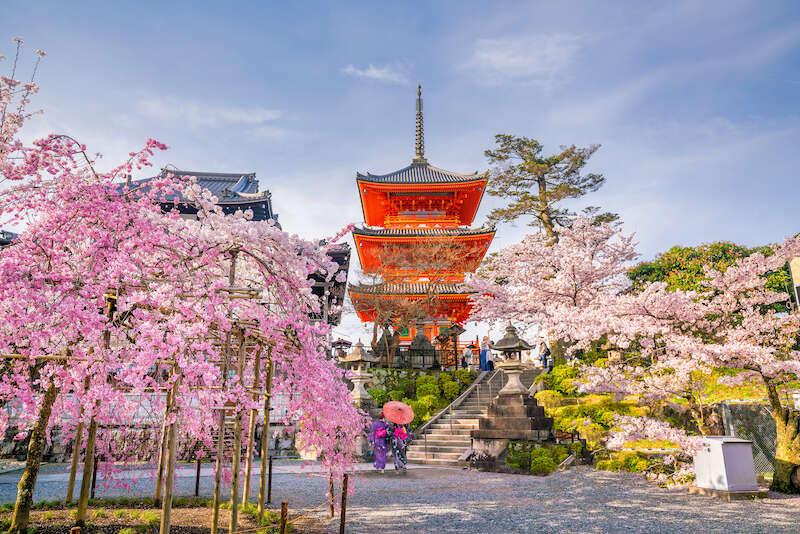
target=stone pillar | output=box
[497,360,527,395]
[349,365,375,460]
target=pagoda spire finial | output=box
[414,84,426,163]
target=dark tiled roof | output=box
[126,168,278,224]
[0,230,18,246]
[348,282,476,295]
[357,161,485,184]
[353,227,495,238]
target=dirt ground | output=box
[0,506,329,533]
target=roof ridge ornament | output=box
[413,84,427,164]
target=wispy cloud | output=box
[464,33,582,87]
[137,96,283,128]
[341,63,408,84]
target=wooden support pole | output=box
[154,380,173,507]
[229,330,247,533]
[159,372,180,534]
[242,345,262,504]
[257,346,274,520]
[65,420,84,504]
[90,452,98,499]
[339,474,348,534]
[195,459,201,497]
[279,501,288,534]
[268,455,273,506]
[212,251,238,534]
[75,415,97,524]
[329,476,334,518]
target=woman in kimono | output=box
[388,422,410,470]
[368,412,389,473]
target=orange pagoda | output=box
[349,86,494,345]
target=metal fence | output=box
[720,401,776,474]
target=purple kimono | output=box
[368,420,389,469]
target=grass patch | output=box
[239,501,287,533]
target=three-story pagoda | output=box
[349,86,494,345]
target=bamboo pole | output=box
[66,376,90,504]
[279,501,288,534]
[153,374,173,507]
[65,420,84,503]
[242,344,262,504]
[212,251,238,534]
[229,330,247,533]
[159,371,181,534]
[257,345,274,520]
[339,474,349,534]
[75,415,97,524]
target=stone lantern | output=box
[409,322,435,369]
[491,324,533,395]
[339,340,378,406]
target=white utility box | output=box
[693,436,758,491]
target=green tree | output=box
[627,241,794,311]
[484,134,616,240]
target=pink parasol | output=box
[382,401,414,425]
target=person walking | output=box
[387,421,409,470]
[368,412,389,473]
[479,336,489,371]
[462,344,475,369]
[540,341,551,371]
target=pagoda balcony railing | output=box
[383,214,461,228]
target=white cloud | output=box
[341,63,408,84]
[137,96,282,128]
[465,33,581,86]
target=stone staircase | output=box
[407,368,542,466]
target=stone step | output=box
[407,451,461,460]
[407,458,459,466]
[431,421,475,431]
[422,432,470,443]
[436,418,480,425]
[405,445,465,454]
[408,439,470,448]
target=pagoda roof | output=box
[126,168,278,225]
[356,160,486,185]
[348,282,476,296]
[353,227,495,238]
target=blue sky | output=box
[4,1,800,341]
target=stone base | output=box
[688,485,769,501]
[471,438,510,459]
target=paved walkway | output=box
[0,462,798,533]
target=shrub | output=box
[416,374,437,388]
[551,445,569,465]
[92,509,107,519]
[437,372,454,388]
[368,388,388,406]
[417,394,439,415]
[569,441,584,456]
[416,383,440,399]
[534,390,564,409]
[454,369,476,390]
[530,447,551,460]
[42,511,54,520]
[530,455,556,476]
[112,509,127,518]
[505,441,532,470]
[442,381,460,401]
[119,529,137,534]
[129,510,141,519]
[388,389,405,402]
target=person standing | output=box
[387,422,409,470]
[479,336,489,371]
[540,341,551,370]
[485,342,495,371]
[368,412,389,473]
[462,344,475,369]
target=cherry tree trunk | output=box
[8,381,58,534]
[771,408,800,494]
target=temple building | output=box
[349,86,494,345]
[131,168,350,326]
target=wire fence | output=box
[720,401,776,474]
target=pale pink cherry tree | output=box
[0,39,366,533]
[469,217,638,346]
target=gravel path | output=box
[0,462,797,533]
